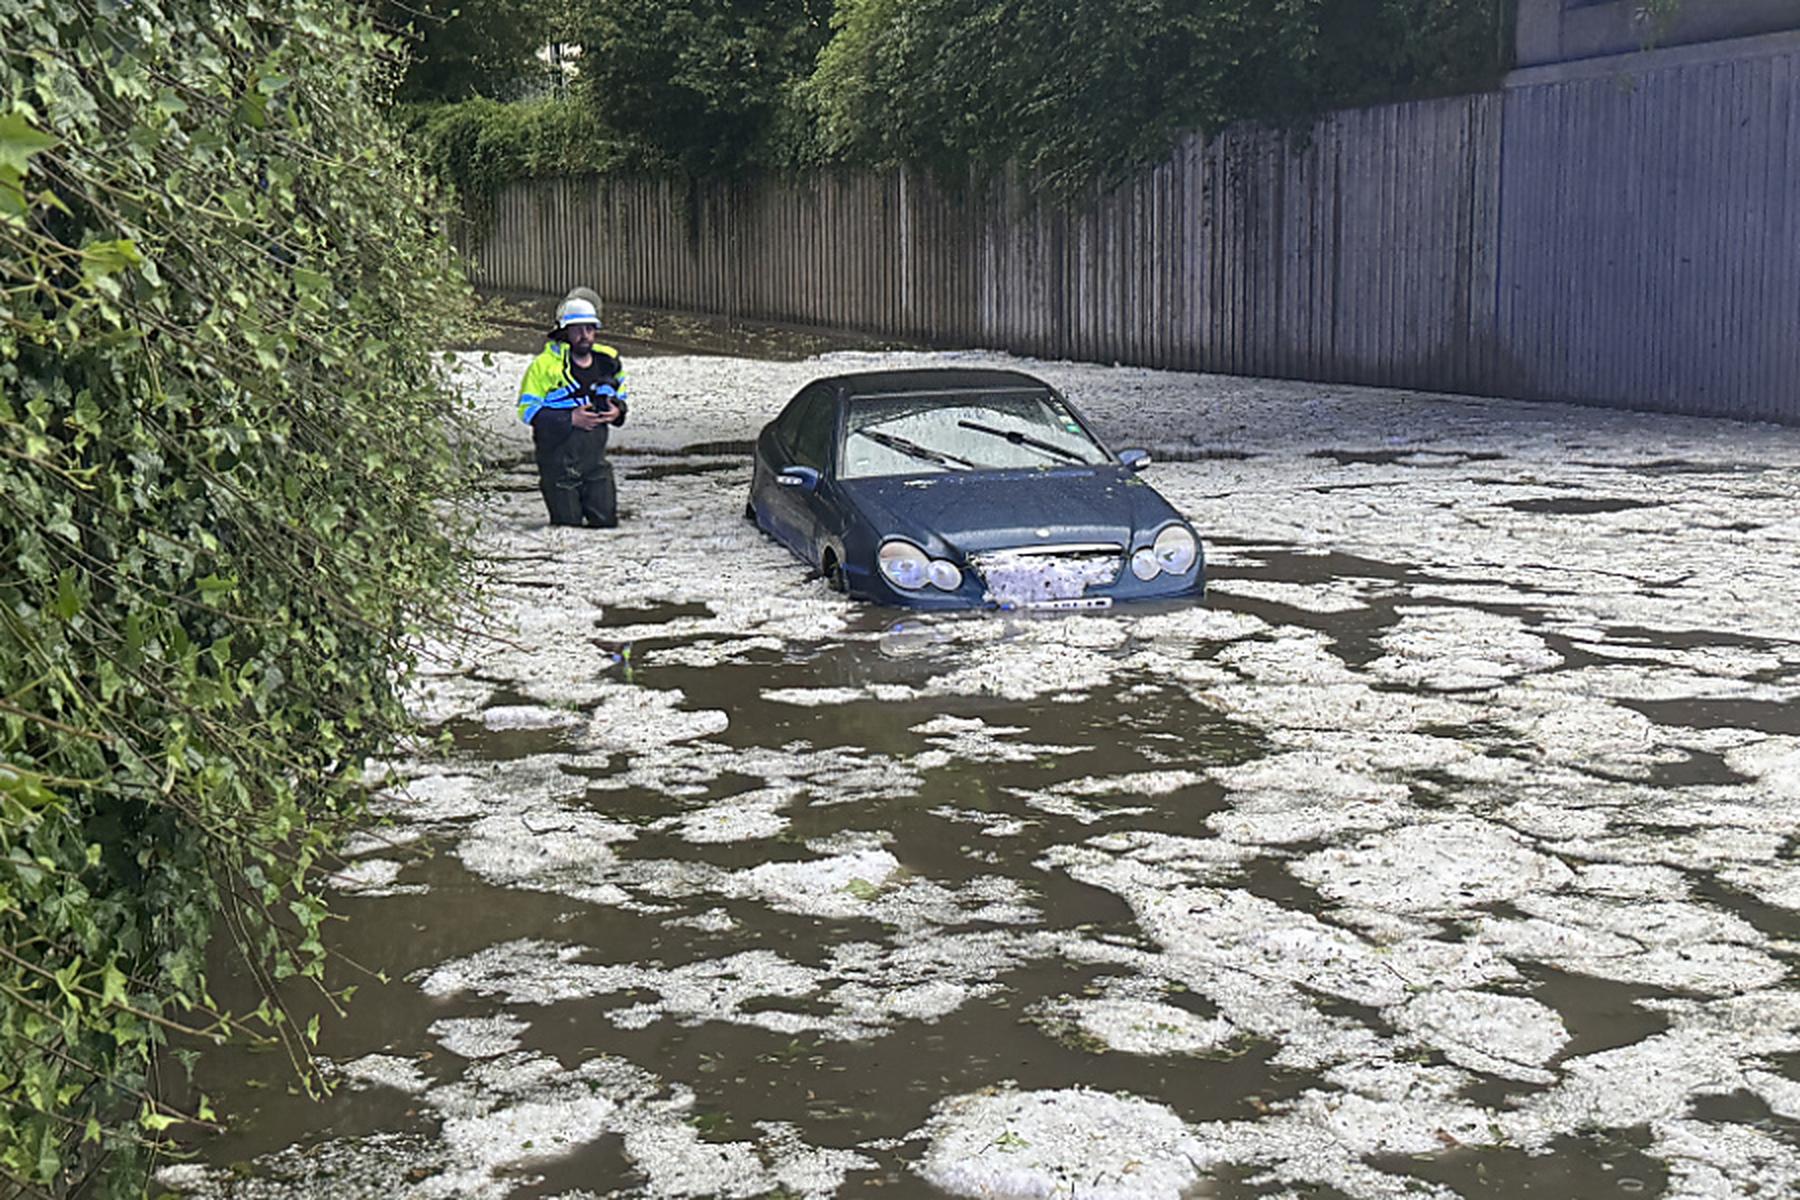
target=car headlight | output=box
[1130,548,1160,581]
[878,540,962,591]
[878,540,930,589]
[1153,525,1198,575]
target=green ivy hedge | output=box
[1,0,474,1192]
[394,97,642,232]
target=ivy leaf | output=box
[0,169,26,223]
[234,90,269,130]
[53,569,81,620]
[101,963,128,1009]
[0,112,58,175]
[81,238,145,281]
[0,766,59,813]
[6,845,45,887]
[0,109,60,226]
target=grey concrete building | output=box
[1516,0,1800,67]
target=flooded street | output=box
[163,350,1800,1200]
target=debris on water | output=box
[1653,1119,1800,1200]
[912,714,1088,765]
[731,849,898,918]
[761,686,868,708]
[1368,608,1563,690]
[915,1088,1205,1200]
[579,685,729,751]
[456,808,636,896]
[430,1015,531,1060]
[328,858,416,897]
[1206,577,1374,613]
[1035,995,1235,1057]
[480,705,585,731]
[333,1054,433,1095]
[1391,990,1568,1082]
[667,907,739,934]
[1292,818,1577,914]
[404,674,500,726]
[654,785,798,844]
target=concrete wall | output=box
[1518,0,1800,66]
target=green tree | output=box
[0,0,473,1191]
[1303,0,1512,109]
[377,0,551,102]
[576,0,834,175]
[806,0,1509,193]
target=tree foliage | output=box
[804,0,1510,191]
[407,0,1510,200]
[573,0,834,175]
[1305,0,1513,108]
[375,0,554,103]
[0,0,473,1191]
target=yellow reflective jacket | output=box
[516,340,627,424]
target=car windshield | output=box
[839,387,1109,479]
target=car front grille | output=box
[970,543,1124,605]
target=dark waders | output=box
[535,421,617,528]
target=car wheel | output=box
[822,550,846,593]
[743,498,757,523]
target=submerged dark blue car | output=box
[747,368,1205,610]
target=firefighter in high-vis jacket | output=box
[516,292,628,527]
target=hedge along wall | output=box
[473,32,1800,425]
[1,0,473,1191]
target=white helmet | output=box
[556,296,601,329]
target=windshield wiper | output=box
[854,427,976,470]
[956,419,1090,464]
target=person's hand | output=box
[570,407,604,431]
[589,401,620,424]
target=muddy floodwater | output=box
[162,350,1800,1200]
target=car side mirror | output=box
[1118,449,1153,471]
[777,466,822,493]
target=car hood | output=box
[835,467,1179,555]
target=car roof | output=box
[811,368,1054,399]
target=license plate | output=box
[1021,596,1113,611]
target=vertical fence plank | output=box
[1767,50,1797,422]
[1377,102,1399,387]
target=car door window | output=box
[780,386,835,472]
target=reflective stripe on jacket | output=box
[517,340,628,424]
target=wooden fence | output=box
[473,35,1800,424]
